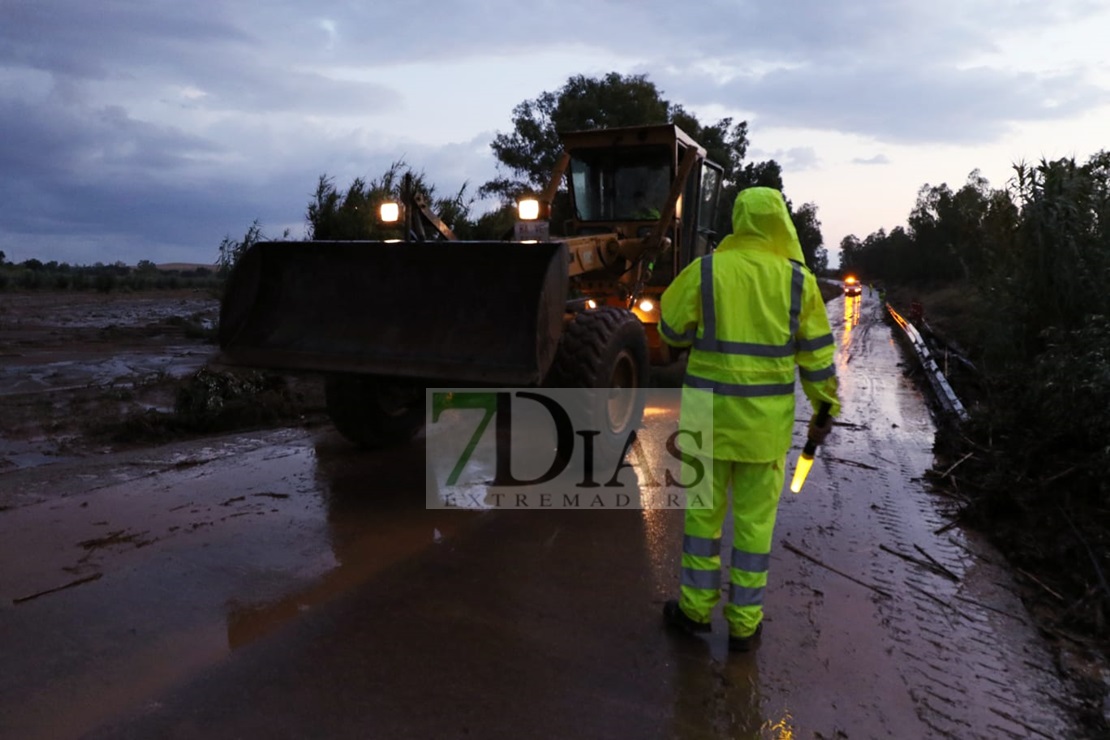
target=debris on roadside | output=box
[12,573,103,605]
[99,367,325,445]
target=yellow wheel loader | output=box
[218,124,725,449]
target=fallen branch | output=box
[925,485,968,503]
[1015,567,1064,602]
[906,583,962,625]
[1041,623,1098,648]
[952,595,1025,622]
[1058,504,1110,599]
[913,544,962,582]
[1055,584,1099,622]
[927,452,975,480]
[932,518,961,536]
[78,529,154,550]
[947,535,994,565]
[821,456,880,471]
[782,540,892,598]
[1038,465,1079,486]
[13,573,103,605]
[958,432,991,453]
[879,544,959,582]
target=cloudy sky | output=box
[2,1,1108,268]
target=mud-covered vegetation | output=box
[845,152,1110,727]
[103,368,322,445]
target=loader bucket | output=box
[219,240,569,385]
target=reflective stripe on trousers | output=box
[678,456,786,637]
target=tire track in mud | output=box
[842,297,1073,738]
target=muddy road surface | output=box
[0,290,1086,738]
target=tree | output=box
[307,163,476,241]
[791,202,827,273]
[483,73,667,202]
[839,234,863,272]
[482,72,755,205]
[216,220,265,277]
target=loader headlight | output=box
[586,299,598,310]
[379,202,401,223]
[638,299,655,313]
[518,198,541,221]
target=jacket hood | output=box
[715,187,804,263]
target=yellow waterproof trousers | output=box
[678,456,786,638]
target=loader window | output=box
[568,147,672,222]
[698,166,721,233]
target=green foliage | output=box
[843,170,1019,285]
[484,73,667,201]
[1006,157,1110,352]
[468,204,519,241]
[791,202,827,273]
[483,72,760,204]
[483,71,821,255]
[216,219,265,278]
[865,151,1110,639]
[307,162,475,241]
[0,258,219,293]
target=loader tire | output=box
[325,374,425,449]
[546,307,649,455]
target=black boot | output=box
[663,600,711,635]
[727,623,763,653]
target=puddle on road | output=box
[0,438,79,471]
[0,427,483,740]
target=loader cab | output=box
[568,147,671,224]
[560,124,725,285]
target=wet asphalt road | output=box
[0,291,1081,738]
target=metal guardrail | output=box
[885,303,969,423]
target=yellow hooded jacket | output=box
[660,187,840,462]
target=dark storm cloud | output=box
[0,0,1107,263]
[0,1,248,80]
[642,0,1110,144]
[674,62,1106,145]
[0,2,410,263]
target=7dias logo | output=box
[425,388,713,510]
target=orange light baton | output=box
[790,402,832,494]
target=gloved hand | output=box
[807,415,833,445]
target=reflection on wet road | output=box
[0,431,480,739]
[0,289,1081,738]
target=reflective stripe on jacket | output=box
[660,187,840,461]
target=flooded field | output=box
[0,290,225,470]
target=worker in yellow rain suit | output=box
[659,187,840,652]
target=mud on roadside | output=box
[0,290,326,471]
[882,284,1110,734]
